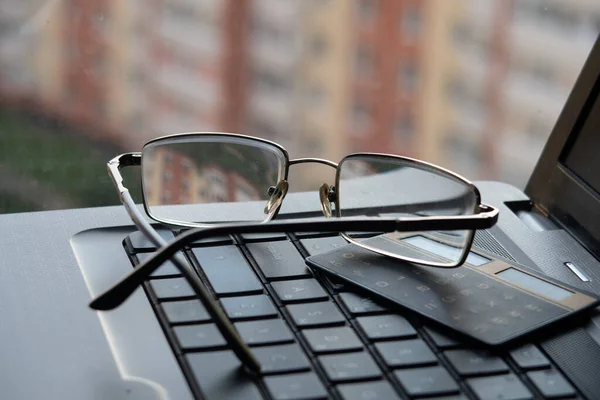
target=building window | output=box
[310,35,328,58]
[355,47,374,77]
[351,101,371,134]
[357,0,378,22]
[394,114,415,142]
[400,4,422,42]
[398,62,419,94]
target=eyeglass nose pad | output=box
[319,183,334,218]
[264,180,289,219]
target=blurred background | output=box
[0,0,599,213]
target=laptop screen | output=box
[527,33,600,258]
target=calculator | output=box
[306,233,600,346]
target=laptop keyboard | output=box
[124,230,581,400]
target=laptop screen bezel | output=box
[526,34,600,258]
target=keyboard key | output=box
[424,327,463,349]
[510,344,551,370]
[337,381,401,400]
[220,295,278,320]
[323,275,348,292]
[303,326,363,353]
[161,300,210,324]
[319,352,381,382]
[173,323,226,350]
[251,343,311,374]
[241,232,288,241]
[375,339,438,368]
[338,292,387,315]
[137,253,180,277]
[527,369,576,398]
[445,350,509,377]
[271,279,328,303]
[189,235,233,246]
[187,350,262,399]
[287,301,346,327]
[247,241,311,280]
[468,374,533,400]
[356,315,417,340]
[301,236,347,257]
[191,245,262,296]
[395,366,460,397]
[265,372,327,400]
[149,278,195,300]
[127,229,174,252]
[234,319,294,346]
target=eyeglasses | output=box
[90,132,499,373]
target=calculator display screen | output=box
[402,235,491,266]
[497,268,574,300]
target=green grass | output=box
[0,107,141,212]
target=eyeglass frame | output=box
[96,131,499,374]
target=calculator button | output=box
[444,350,509,376]
[337,381,400,400]
[338,292,388,315]
[510,344,551,370]
[394,366,460,397]
[264,372,327,400]
[220,295,278,320]
[527,369,576,398]
[271,279,328,303]
[303,326,363,353]
[251,343,311,374]
[287,301,346,327]
[247,241,312,280]
[467,374,533,400]
[423,327,463,349]
[375,339,438,368]
[149,278,195,300]
[319,351,381,382]
[301,236,347,257]
[356,314,417,340]
[161,300,210,324]
[234,319,294,346]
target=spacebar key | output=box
[187,351,262,399]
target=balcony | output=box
[248,87,294,125]
[159,17,221,58]
[252,0,299,25]
[155,65,220,107]
[249,36,298,72]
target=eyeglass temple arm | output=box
[106,154,262,373]
[90,205,498,312]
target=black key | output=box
[301,236,347,257]
[187,350,262,399]
[265,372,327,400]
[468,374,533,400]
[191,245,263,296]
[161,300,210,324]
[510,344,551,370]
[303,326,363,353]
[149,278,195,300]
[338,292,387,315]
[220,294,278,320]
[375,339,438,368]
[319,351,381,382]
[189,235,233,246]
[234,319,294,346]
[337,381,400,400]
[356,315,416,340]
[128,229,174,252]
[271,279,328,303]
[445,350,509,377]
[287,301,346,327]
[173,323,226,350]
[247,241,311,280]
[395,366,460,397]
[241,232,288,241]
[323,275,348,292]
[136,253,180,277]
[424,327,463,349]
[527,369,576,398]
[251,343,311,374]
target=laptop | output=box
[1,36,599,400]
